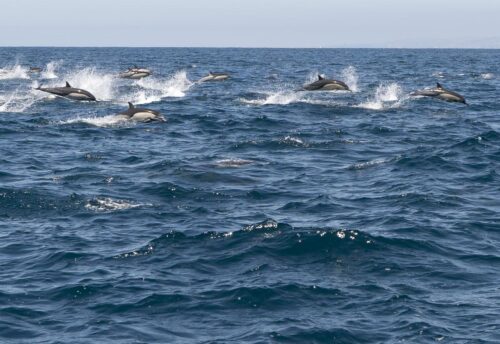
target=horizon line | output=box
[1,45,500,50]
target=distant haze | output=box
[1,0,499,48]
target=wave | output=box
[0,63,29,80]
[357,83,405,110]
[114,219,375,260]
[347,157,393,170]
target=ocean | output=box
[0,48,499,343]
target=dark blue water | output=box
[1,48,499,343]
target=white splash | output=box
[64,67,116,101]
[357,83,404,110]
[0,64,29,80]
[58,114,134,128]
[432,71,445,78]
[481,73,495,80]
[0,81,43,112]
[241,91,303,105]
[85,197,150,212]
[131,70,193,104]
[41,61,62,79]
[340,66,359,92]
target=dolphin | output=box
[303,74,350,91]
[29,67,42,73]
[198,71,230,82]
[411,83,467,104]
[35,81,97,101]
[119,66,152,79]
[116,102,165,122]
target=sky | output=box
[1,0,499,48]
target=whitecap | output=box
[85,197,151,212]
[481,73,495,80]
[215,158,254,168]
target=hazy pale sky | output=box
[1,0,499,48]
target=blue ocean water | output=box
[0,48,499,343]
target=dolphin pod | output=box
[303,74,350,91]
[35,81,97,101]
[411,83,467,104]
[29,65,468,125]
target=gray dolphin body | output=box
[119,66,152,79]
[303,75,350,91]
[411,83,467,104]
[198,72,230,82]
[29,67,42,73]
[116,102,165,122]
[36,81,96,101]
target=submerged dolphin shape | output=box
[29,67,42,73]
[35,81,96,101]
[411,83,467,104]
[119,66,152,79]
[198,71,230,82]
[116,102,165,122]
[303,75,350,91]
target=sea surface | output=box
[0,48,499,343]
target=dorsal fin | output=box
[436,83,443,89]
[65,81,71,88]
[128,102,134,109]
[209,71,213,75]
[318,74,324,80]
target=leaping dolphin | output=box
[119,66,152,79]
[411,83,467,104]
[35,81,96,101]
[198,71,230,82]
[115,102,165,122]
[303,75,350,91]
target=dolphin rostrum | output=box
[411,83,467,104]
[303,74,350,91]
[35,81,96,101]
[116,102,165,122]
